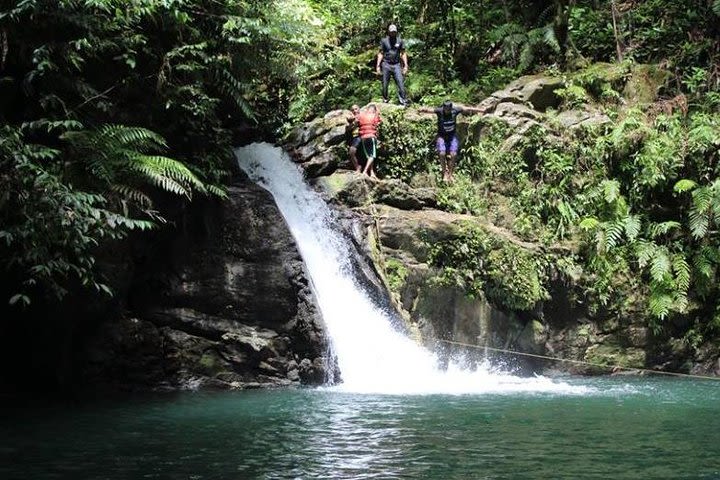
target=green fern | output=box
[624,215,641,241]
[63,124,217,215]
[635,240,655,268]
[649,221,681,238]
[601,179,621,204]
[688,180,720,239]
[672,253,691,292]
[649,247,671,282]
[211,67,256,122]
[649,291,673,320]
[604,220,625,250]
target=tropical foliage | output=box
[2,0,720,348]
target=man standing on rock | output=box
[419,101,487,183]
[357,104,382,178]
[376,24,408,106]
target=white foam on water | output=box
[235,143,590,395]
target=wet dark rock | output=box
[83,177,334,391]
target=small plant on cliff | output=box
[428,223,549,311]
[379,110,436,182]
[436,174,488,216]
[384,258,409,293]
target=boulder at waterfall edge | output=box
[82,178,334,391]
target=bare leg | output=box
[447,153,457,183]
[349,146,360,172]
[363,156,375,176]
[440,154,449,182]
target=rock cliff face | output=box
[282,73,720,378]
[82,176,333,390]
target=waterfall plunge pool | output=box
[2,379,719,479]
[5,145,716,479]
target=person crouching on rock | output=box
[357,104,382,178]
[345,104,362,172]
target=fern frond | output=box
[650,221,681,238]
[605,220,625,249]
[649,291,673,319]
[672,253,691,292]
[692,186,713,212]
[624,215,641,241]
[99,125,167,152]
[111,184,154,208]
[204,183,228,198]
[635,240,655,268]
[542,25,560,53]
[602,179,620,204]
[211,67,256,121]
[650,248,671,282]
[689,208,709,239]
[693,246,718,279]
[519,43,535,70]
[126,158,191,198]
[672,292,689,314]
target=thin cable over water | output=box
[440,339,720,381]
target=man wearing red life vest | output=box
[356,104,382,178]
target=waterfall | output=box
[235,143,586,395]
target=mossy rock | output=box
[516,320,547,355]
[623,64,672,105]
[584,343,646,372]
[315,171,373,207]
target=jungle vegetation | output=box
[1,1,719,346]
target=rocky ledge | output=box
[281,72,720,378]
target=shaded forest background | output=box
[1,0,719,373]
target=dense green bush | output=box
[428,224,550,311]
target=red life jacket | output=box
[358,110,381,138]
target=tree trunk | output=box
[610,0,624,62]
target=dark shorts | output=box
[348,136,361,148]
[360,137,378,159]
[436,134,459,155]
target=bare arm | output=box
[376,52,383,73]
[401,51,408,74]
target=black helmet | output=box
[442,100,453,110]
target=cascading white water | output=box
[236,143,587,395]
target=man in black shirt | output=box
[375,24,408,106]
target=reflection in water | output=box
[1,383,720,479]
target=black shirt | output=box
[380,36,405,65]
[434,107,464,136]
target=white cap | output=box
[388,24,398,32]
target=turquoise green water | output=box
[1,377,719,479]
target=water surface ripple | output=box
[2,379,719,479]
